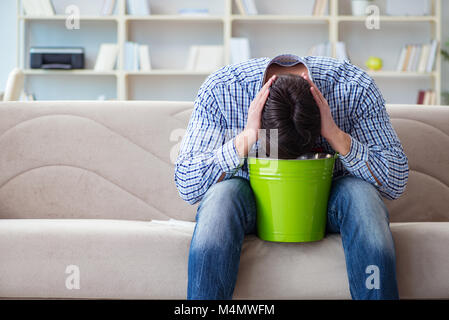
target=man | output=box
[174,54,409,300]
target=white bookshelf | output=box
[17,0,442,104]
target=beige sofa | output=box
[0,101,448,299]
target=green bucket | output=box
[248,153,337,243]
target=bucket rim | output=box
[248,152,339,162]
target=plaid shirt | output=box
[175,56,409,204]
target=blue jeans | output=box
[187,175,399,300]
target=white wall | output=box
[0,0,17,92]
[0,0,448,103]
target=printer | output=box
[30,47,85,69]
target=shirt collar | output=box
[259,54,314,91]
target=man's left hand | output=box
[301,73,351,156]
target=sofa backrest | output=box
[0,101,197,222]
[384,105,449,222]
[0,102,448,222]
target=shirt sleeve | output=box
[174,84,244,205]
[339,81,409,200]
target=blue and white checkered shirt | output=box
[175,56,409,204]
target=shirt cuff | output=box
[339,136,369,171]
[214,138,245,174]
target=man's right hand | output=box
[234,75,277,158]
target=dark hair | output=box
[260,74,321,159]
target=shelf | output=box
[231,15,330,22]
[125,15,225,22]
[19,15,119,21]
[23,69,118,76]
[125,70,212,76]
[338,15,438,22]
[366,71,437,78]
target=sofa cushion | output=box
[0,219,448,299]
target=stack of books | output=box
[234,0,258,15]
[186,45,224,72]
[312,0,328,16]
[22,0,55,16]
[230,38,251,65]
[417,90,437,105]
[396,40,439,72]
[124,42,152,71]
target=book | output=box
[426,39,438,72]
[396,47,407,71]
[133,42,139,71]
[23,0,54,16]
[139,45,152,71]
[94,43,118,71]
[430,91,436,105]
[423,90,430,105]
[421,89,436,105]
[417,90,425,104]
[235,0,246,15]
[124,42,141,71]
[127,0,150,16]
[40,0,55,16]
[335,42,349,61]
[186,45,224,72]
[401,45,412,72]
[101,0,116,16]
[186,46,200,70]
[242,0,258,15]
[312,0,319,15]
[407,45,418,72]
[417,44,430,73]
[22,0,39,15]
[230,38,250,65]
[313,0,327,16]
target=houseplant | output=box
[442,40,449,105]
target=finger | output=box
[261,75,277,92]
[310,87,322,106]
[255,75,276,103]
[303,74,325,105]
[257,87,271,110]
[301,72,315,88]
[301,73,318,93]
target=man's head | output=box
[261,74,321,159]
